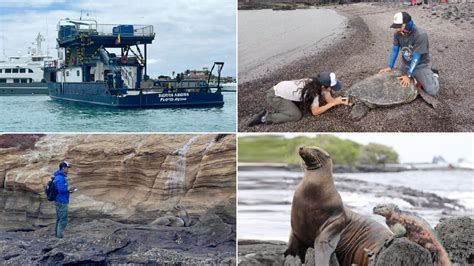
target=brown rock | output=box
[0,134,236,230]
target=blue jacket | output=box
[53,169,69,204]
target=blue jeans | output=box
[55,202,68,238]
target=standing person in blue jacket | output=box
[53,161,76,238]
[380,12,439,96]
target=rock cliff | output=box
[0,134,236,264]
[0,134,235,229]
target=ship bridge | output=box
[54,19,155,88]
[57,19,155,47]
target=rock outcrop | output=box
[239,218,471,265]
[0,134,236,264]
[436,216,474,265]
[0,134,235,228]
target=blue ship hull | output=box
[48,82,224,108]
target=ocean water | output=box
[0,90,235,132]
[238,169,474,241]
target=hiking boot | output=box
[432,68,439,78]
[248,110,267,127]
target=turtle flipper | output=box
[350,102,370,121]
[417,87,440,109]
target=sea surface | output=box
[239,9,347,83]
[0,90,235,132]
[238,168,474,241]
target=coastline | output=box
[238,3,474,132]
[238,8,348,84]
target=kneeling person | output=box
[248,72,350,127]
[380,12,439,96]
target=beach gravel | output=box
[238,3,474,132]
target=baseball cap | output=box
[319,72,342,91]
[59,161,71,169]
[390,12,411,28]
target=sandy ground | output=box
[238,3,474,132]
[238,9,346,83]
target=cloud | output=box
[0,0,236,77]
[0,0,65,8]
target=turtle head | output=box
[298,146,331,170]
[373,203,400,217]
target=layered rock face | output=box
[0,134,236,229]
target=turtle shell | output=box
[345,71,418,108]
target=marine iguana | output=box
[373,203,452,266]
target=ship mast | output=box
[35,32,45,56]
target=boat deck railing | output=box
[96,24,154,37]
[58,20,154,41]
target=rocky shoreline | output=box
[0,211,236,265]
[0,134,237,264]
[238,3,474,132]
[239,163,467,173]
[238,217,473,265]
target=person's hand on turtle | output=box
[341,97,352,106]
[398,75,411,87]
[334,96,351,106]
[379,67,391,73]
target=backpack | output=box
[45,176,57,201]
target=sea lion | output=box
[150,204,190,227]
[284,146,392,266]
[174,204,190,227]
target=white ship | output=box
[0,33,53,95]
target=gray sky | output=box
[0,0,236,77]
[241,133,474,163]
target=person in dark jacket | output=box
[53,161,76,238]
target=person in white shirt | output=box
[248,72,351,126]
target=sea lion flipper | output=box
[314,232,341,266]
[285,232,308,263]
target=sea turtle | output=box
[343,71,437,120]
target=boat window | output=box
[0,69,2,73]
[20,78,28,83]
[0,79,6,83]
[20,68,26,73]
[66,71,69,76]
[12,69,19,73]
[33,57,41,62]
[28,69,33,73]
[5,69,11,73]
[13,78,20,83]
[77,70,80,76]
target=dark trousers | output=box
[266,88,303,124]
[55,202,68,238]
[399,62,439,96]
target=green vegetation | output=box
[239,135,399,165]
[272,3,297,10]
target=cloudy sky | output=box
[0,0,236,77]
[242,133,474,164]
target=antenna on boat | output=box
[35,33,45,56]
[46,17,49,56]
